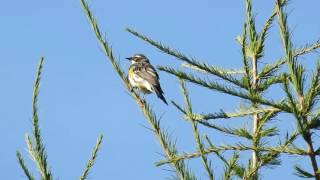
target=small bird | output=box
[126,54,168,105]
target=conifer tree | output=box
[80,0,320,179]
[16,0,320,179]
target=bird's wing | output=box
[133,63,159,85]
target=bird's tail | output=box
[153,85,168,105]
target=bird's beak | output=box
[126,57,132,60]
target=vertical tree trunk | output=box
[307,142,320,180]
[251,56,259,179]
[305,132,320,180]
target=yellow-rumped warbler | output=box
[126,54,168,105]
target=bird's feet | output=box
[129,86,136,92]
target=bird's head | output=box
[126,54,150,64]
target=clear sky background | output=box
[1,0,320,179]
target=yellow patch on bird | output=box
[128,67,135,76]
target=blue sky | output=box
[1,0,320,179]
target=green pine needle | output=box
[27,57,53,180]
[294,165,315,178]
[158,66,291,112]
[80,135,103,180]
[16,151,35,180]
[179,79,214,180]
